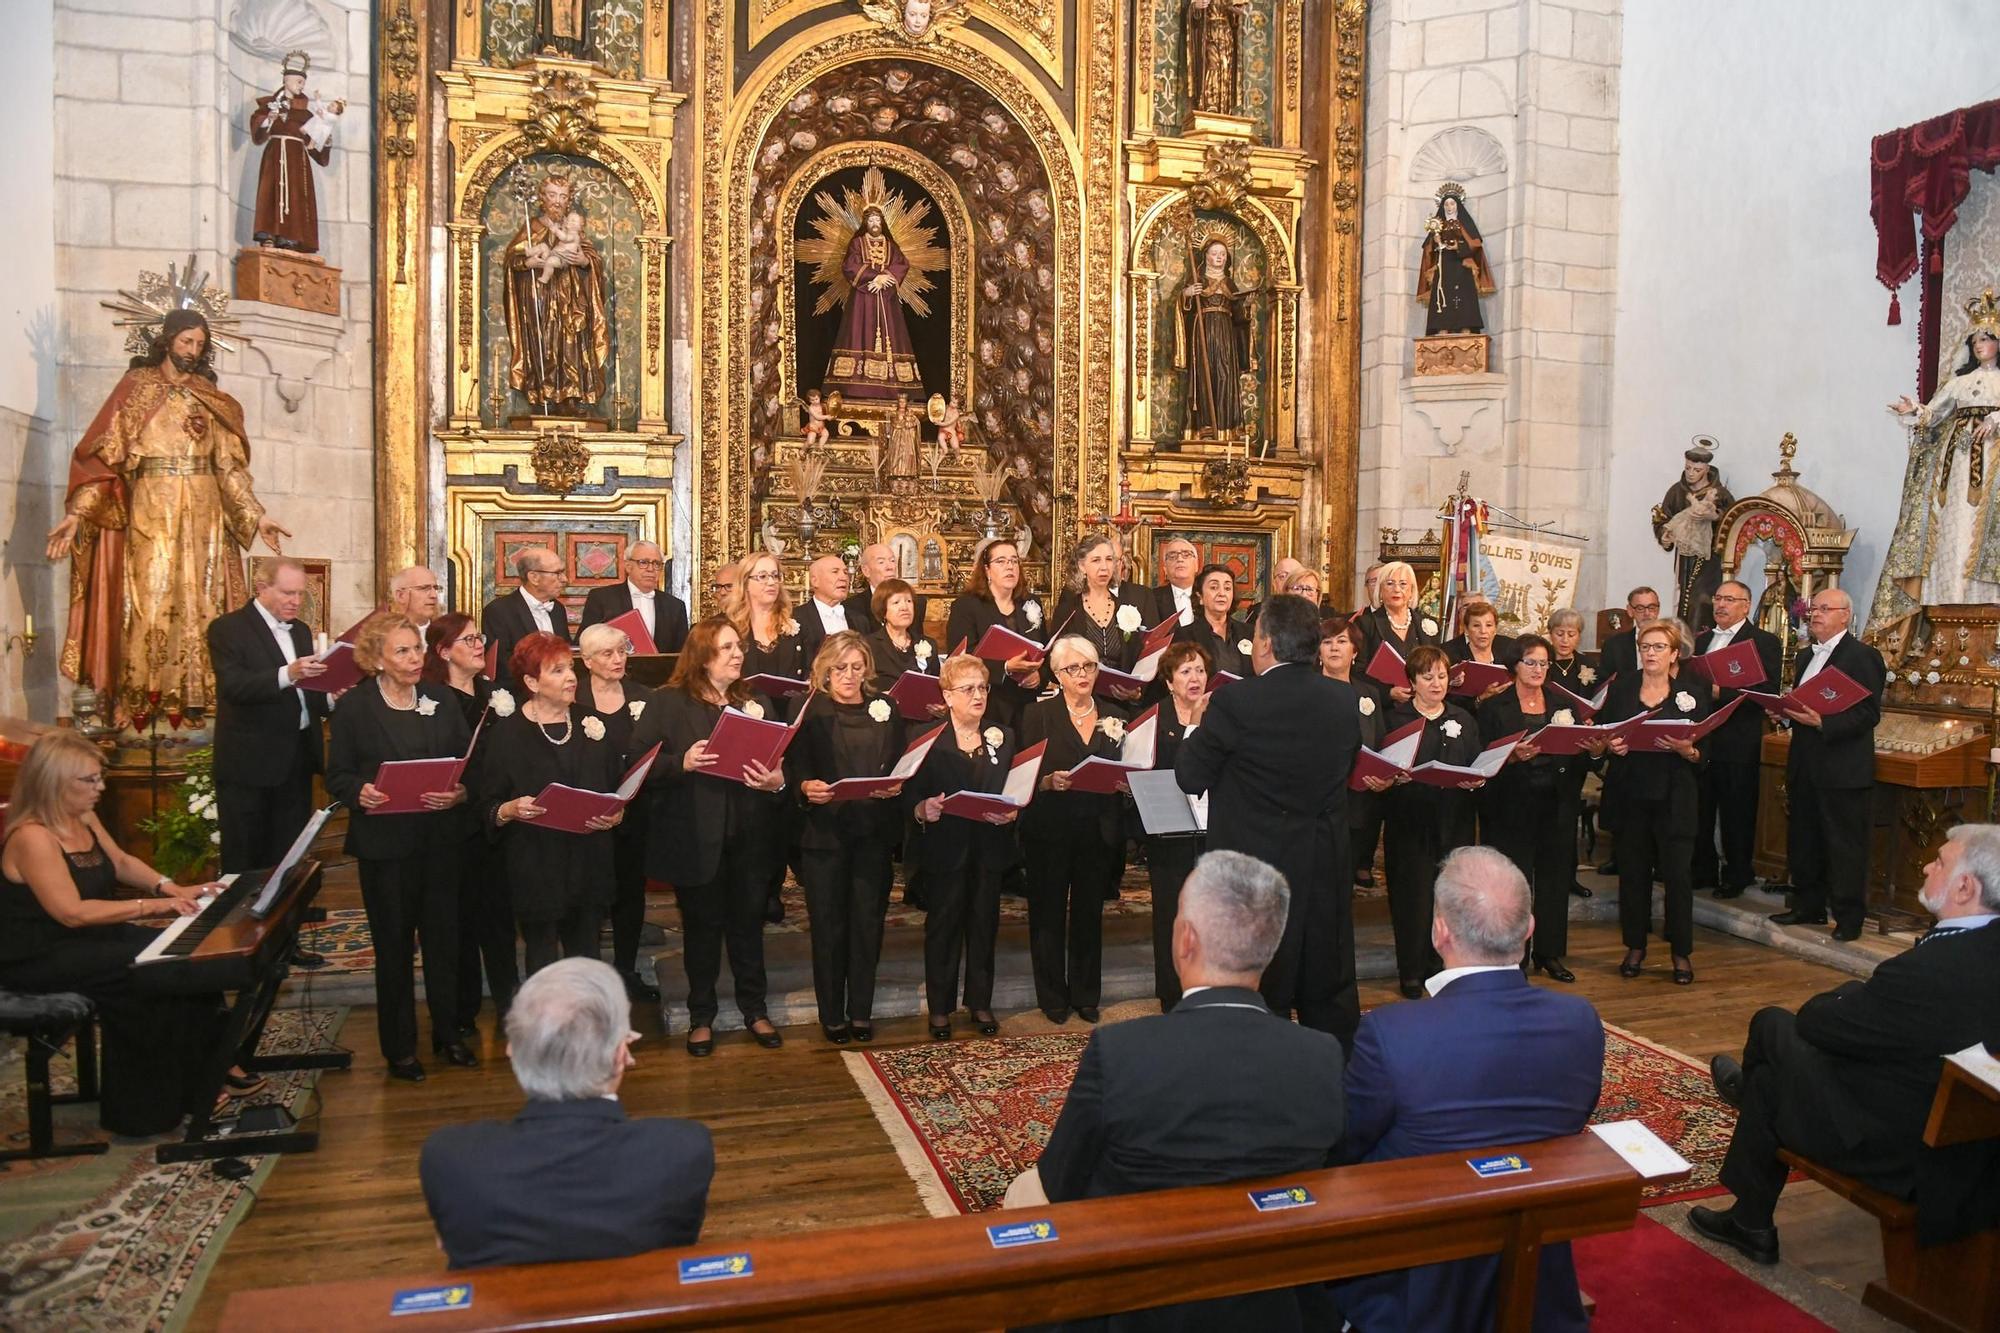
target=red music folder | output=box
[370,711,488,814]
[531,743,664,834]
[299,640,365,694]
[1365,642,1409,691]
[1206,670,1244,693]
[334,611,375,645]
[603,608,658,656]
[744,673,811,700]
[1094,620,1183,697]
[1745,666,1870,718]
[1446,659,1513,698]
[887,669,945,721]
[1548,676,1609,718]
[825,724,945,802]
[700,704,806,786]
[1408,732,1525,790]
[1063,705,1161,794]
[972,623,1044,664]
[1627,695,1747,751]
[1347,720,1425,791]
[1682,638,1767,691]
[939,741,1045,821]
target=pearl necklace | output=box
[1066,697,1097,722]
[525,703,572,746]
[381,682,418,712]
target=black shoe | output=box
[1688,1204,1779,1265]
[972,1010,999,1036]
[1041,1007,1069,1025]
[1709,1054,1743,1108]
[1534,959,1577,984]
[749,1021,784,1050]
[388,1057,426,1083]
[822,1024,851,1045]
[1595,859,1617,876]
[685,1028,714,1057]
[1713,885,1746,900]
[1569,882,1593,899]
[434,1041,479,1068]
[1397,979,1425,1000]
[929,1015,952,1041]
[1076,1006,1100,1024]
[624,971,661,1002]
[1768,909,1827,927]
[850,1023,873,1043]
[293,949,328,969]
[1673,958,1694,986]
[1619,949,1645,978]
[455,1024,479,1042]
[1831,922,1863,942]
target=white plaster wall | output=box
[1610,1,2000,613]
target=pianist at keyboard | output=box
[0,732,259,1135]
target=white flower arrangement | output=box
[1236,639,1252,655]
[1579,666,1598,685]
[1358,696,1376,717]
[914,640,933,664]
[742,700,765,719]
[1552,708,1576,726]
[489,688,517,717]
[868,699,893,722]
[1023,600,1042,629]
[210,830,221,845]
[1099,716,1127,743]
[1421,618,1439,636]
[628,699,647,721]
[581,715,607,741]
[1115,605,1143,635]
[1674,691,1696,712]
[1441,719,1462,738]
[415,696,438,717]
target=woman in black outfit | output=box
[1353,559,1442,707]
[424,612,516,1030]
[1175,563,1253,679]
[1587,619,1711,985]
[1443,598,1521,670]
[1019,634,1130,1025]
[1369,644,1483,997]
[788,631,906,1045]
[1544,607,1599,901]
[1475,634,1580,983]
[727,549,810,686]
[631,616,788,1055]
[0,732,227,1135]
[861,577,938,694]
[475,633,625,978]
[576,621,659,1003]
[1145,640,1211,1011]
[906,653,1020,1039]
[1049,533,1151,680]
[327,614,475,1080]
[1321,616,1387,892]
[944,537,1046,731]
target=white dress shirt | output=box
[1798,629,1846,685]
[1165,582,1195,626]
[253,598,309,728]
[812,597,848,633]
[519,586,557,635]
[1704,619,1741,651]
[625,581,657,639]
[1424,963,1519,997]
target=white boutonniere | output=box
[1674,691,1696,713]
[1421,618,1439,636]
[1236,638,1252,655]
[1552,708,1575,726]
[868,698,893,722]
[914,640,933,665]
[489,688,517,717]
[1099,716,1126,743]
[782,618,801,637]
[1023,600,1042,629]
[1116,605,1143,635]
[628,699,646,721]
[742,699,765,719]
[1358,696,1376,717]
[1441,718,1462,738]
[415,696,438,717]
[982,726,1003,763]
[581,715,607,741]
[1578,666,1597,686]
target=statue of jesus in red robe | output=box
[822,207,922,401]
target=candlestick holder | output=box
[3,623,38,659]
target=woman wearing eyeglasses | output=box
[425,613,517,1031]
[1144,640,1212,1010]
[945,537,1045,731]
[1321,616,1386,894]
[576,622,660,1004]
[725,550,809,687]
[1354,560,1442,706]
[1475,634,1579,982]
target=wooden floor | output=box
[186,908,1876,1330]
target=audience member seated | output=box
[1006,849,1345,1331]
[419,958,714,1269]
[1330,845,1604,1333]
[1690,824,2000,1265]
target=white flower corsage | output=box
[1579,666,1597,685]
[782,618,801,637]
[415,696,438,717]
[489,688,517,717]
[1421,618,1439,636]
[1674,691,1696,712]
[628,699,647,721]
[983,726,1003,748]
[1358,696,1376,717]
[742,699,765,719]
[1099,716,1126,743]
[1116,605,1143,635]
[1236,639,1253,655]
[210,830,221,846]
[914,640,933,664]
[581,715,607,741]
[1023,600,1042,629]
[1552,708,1575,726]
[868,699,893,722]
[1441,719,1462,738]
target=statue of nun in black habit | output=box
[1416,182,1497,336]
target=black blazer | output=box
[795,598,864,670]
[840,588,880,636]
[904,723,1020,876]
[785,695,907,850]
[861,626,940,696]
[419,1097,713,1270]
[482,589,573,690]
[944,593,1047,728]
[1785,632,1887,790]
[579,583,689,654]
[1476,685,1576,791]
[207,601,329,786]
[1150,582,1197,627]
[631,688,783,887]
[325,677,474,860]
[738,618,811,690]
[1176,665,1359,911]
[1019,696,1129,848]
[1036,986,1346,1331]
[1598,672,1712,805]
[472,707,622,922]
[1444,634,1520,667]
[1692,623,1782,763]
[1175,614,1253,679]
[1379,700,1483,846]
[1353,605,1442,666]
[1049,586,1154,674]
[1599,628,1638,683]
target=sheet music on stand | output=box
[251,805,336,918]
[1127,769,1207,837]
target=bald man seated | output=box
[580,541,689,654]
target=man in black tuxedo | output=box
[1150,534,1200,627]
[1176,594,1362,1045]
[421,958,714,1269]
[1693,825,2000,1264]
[796,552,856,666]
[1021,850,1345,1331]
[842,543,896,636]
[481,545,571,690]
[207,557,329,874]
[1693,579,1781,897]
[1769,587,1887,941]
[579,541,689,654]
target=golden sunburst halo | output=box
[99,253,241,357]
[796,165,949,321]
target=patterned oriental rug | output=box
[0,1006,345,1333]
[843,1021,1739,1219]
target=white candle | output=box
[23,613,32,637]
[316,631,329,655]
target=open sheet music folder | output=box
[1126,769,1208,837]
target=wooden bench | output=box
[219,1133,1659,1333]
[1779,1059,2000,1333]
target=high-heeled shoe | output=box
[822,1024,851,1045]
[928,1014,952,1041]
[1673,957,1694,986]
[850,1022,873,1043]
[1534,958,1577,984]
[972,1010,999,1036]
[1619,949,1646,978]
[388,1057,427,1083]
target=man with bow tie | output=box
[1768,588,1887,942]
[1693,580,1782,899]
[1692,824,2000,1266]
[579,541,689,654]
[482,546,573,691]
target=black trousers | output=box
[1696,757,1761,891]
[1720,1007,1905,1227]
[800,838,893,1027]
[1490,779,1575,961]
[520,904,603,977]
[1618,790,1696,957]
[454,833,517,1025]
[358,849,461,1062]
[1146,836,1201,1010]
[1383,798,1456,985]
[678,842,770,1028]
[216,731,315,875]
[1025,830,1119,1011]
[1786,770,1872,929]
[924,849,1003,1016]
[609,821,649,976]
[1351,802,1384,882]
[1293,868,1360,1053]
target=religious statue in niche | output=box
[536,0,588,58]
[1187,0,1248,117]
[1868,287,2000,649]
[46,310,292,719]
[1416,183,1496,336]
[250,51,344,254]
[858,0,969,43]
[799,168,948,402]
[1176,231,1257,440]
[505,173,611,417]
[1650,436,1735,631]
[886,392,922,475]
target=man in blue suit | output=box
[1331,845,1604,1333]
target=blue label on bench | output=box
[987,1220,1059,1248]
[1468,1154,1532,1178]
[1249,1186,1317,1211]
[389,1284,473,1316]
[679,1253,754,1283]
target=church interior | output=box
[2,2,2000,1330]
